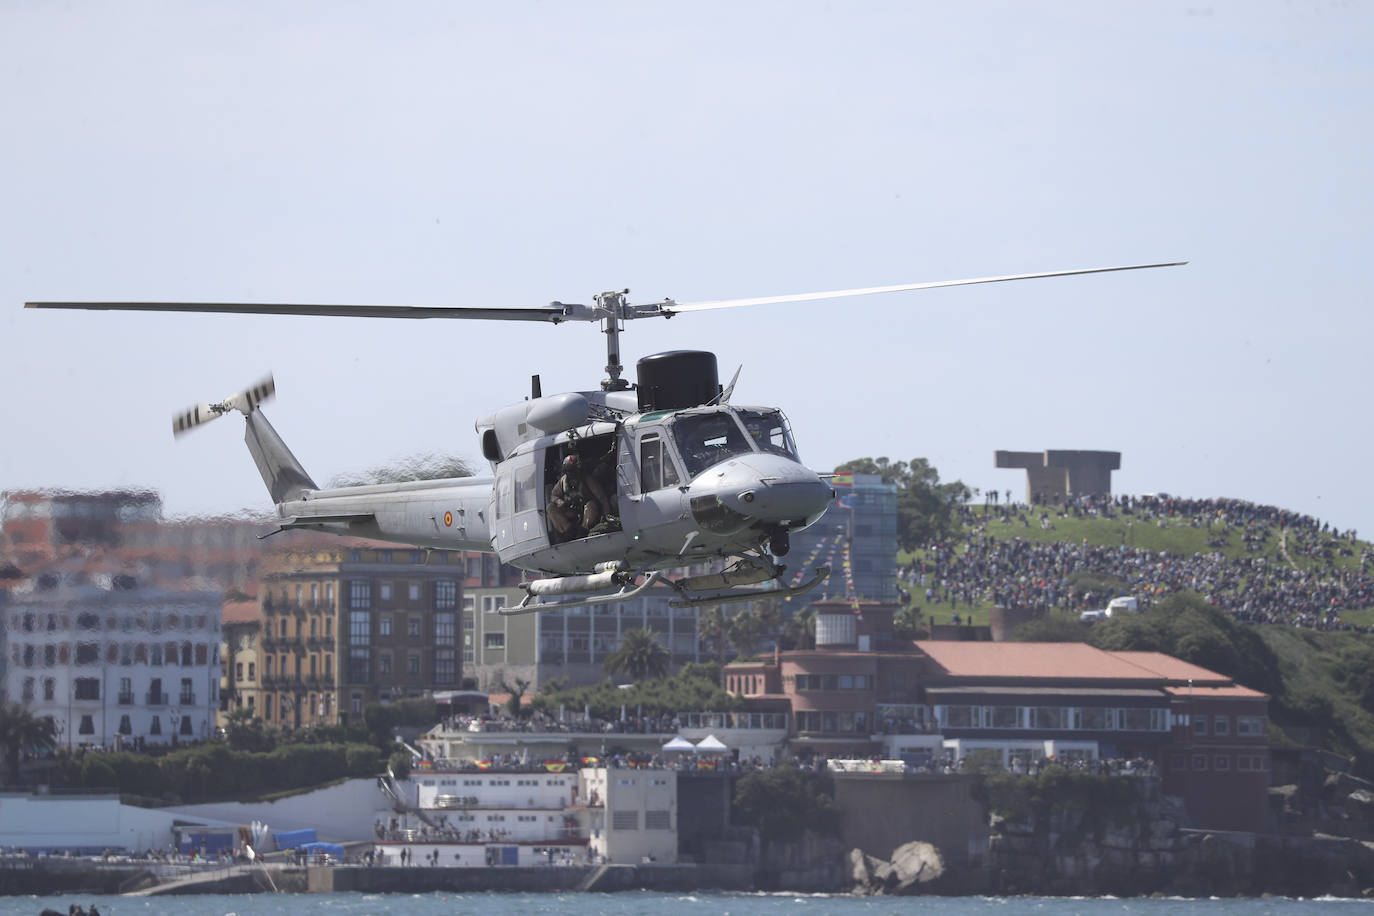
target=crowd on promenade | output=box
[433,710,681,736]
[904,494,1373,632]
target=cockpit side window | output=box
[639,434,679,492]
[739,409,797,459]
[672,411,753,478]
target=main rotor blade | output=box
[24,301,570,322]
[664,262,1187,313]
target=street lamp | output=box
[169,706,182,747]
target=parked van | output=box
[1080,596,1139,623]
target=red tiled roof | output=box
[915,641,1165,681]
[1106,651,1234,685]
[221,599,260,624]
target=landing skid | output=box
[666,565,830,607]
[496,559,831,616]
[499,570,665,616]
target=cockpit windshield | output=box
[671,410,754,478]
[738,409,798,459]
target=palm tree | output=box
[698,606,729,666]
[0,702,56,786]
[603,628,671,682]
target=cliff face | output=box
[984,775,1374,898]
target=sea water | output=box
[3,894,1373,916]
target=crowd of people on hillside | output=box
[903,493,1373,631]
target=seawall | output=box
[310,863,753,893]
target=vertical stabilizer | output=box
[244,411,318,504]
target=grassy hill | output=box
[894,503,1374,774]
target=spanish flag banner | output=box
[832,471,853,487]
[545,761,567,773]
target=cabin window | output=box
[494,474,512,520]
[639,435,679,491]
[739,409,797,458]
[672,411,753,477]
[514,463,538,512]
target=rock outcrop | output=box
[849,841,949,895]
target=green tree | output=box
[733,764,840,841]
[837,457,970,551]
[0,703,56,785]
[726,609,765,660]
[698,606,730,665]
[1009,614,1091,643]
[603,628,671,682]
[1087,593,1280,697]
[224,707,275,752]
[497,675,533,719]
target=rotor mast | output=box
[595,289,633,391]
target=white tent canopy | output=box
[661,735,696,752]
[695,734,728,752]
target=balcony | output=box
[146,691,169,706]
[179,693,196,705]
[117,693,134,706]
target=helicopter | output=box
[26,261,1183,614]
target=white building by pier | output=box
[3,576,221,749]
[374,766,677,867]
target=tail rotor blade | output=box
[172,375,275,437]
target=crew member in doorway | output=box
[549,454,609,540]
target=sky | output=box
[2,2,1371,537]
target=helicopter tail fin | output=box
[244,409,319,504]
[172,375,317,504]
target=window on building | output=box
[379,615,392,637]
[409,583,421,601]
[180,678,194,704]
[21,678,35,701]
[408,616,420,638]
[484,633,505,649]
[1193,717,1208,736]
[380,582,393,601]
[1214,755,1230,771]
[1191,754,1208,771]
[349,647,371,683]
[78,715,95,735]
[74,677,100,700]
[118,677,133,704]
[407,653,420,676]
[1236,715,1265,736]
[349,580,372,609]
[435,579,458,610]
[434,611,456,643]
[380,653,393,677]
[350,611,371,644]
[435,648,456,685]
[248,662,255,680]
[1213,715,1231,736]
[118,715,132,735]
[351,693,362,715]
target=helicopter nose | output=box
[688,455,833,535]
